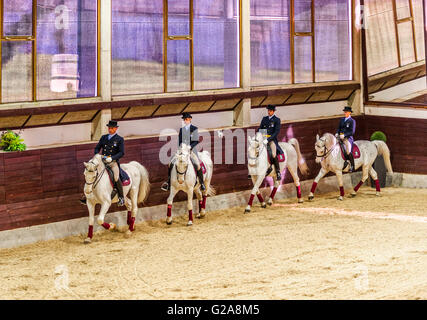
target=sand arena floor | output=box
[0,186,426,300]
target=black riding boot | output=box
[273,156,281,181]
[197,168,206,191]
[348,152,355,172]
[116,179,125,206]
[161,164,173,191]
[79,196,87,205]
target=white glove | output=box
[340,134,345,140]
[105,156,112,163]
[335,133,339,138]
[263,139,268,145]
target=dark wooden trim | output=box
[360,0,370,104]
[365,100,427,108]
[0,83,360,118]
[120,107,131,120]
[4,120,93,131]
[368,63,426,93]
[57,112,68,124]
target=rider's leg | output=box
[191,152,206,191]
[111,162,124,206]
[161,157,176,191]
[269,141,281,180]
[265,143,273,177]
[345,138,355,172]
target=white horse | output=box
[309,133,393,201]
[166,143,215,226]
[246,132,308,213]
[83,154,150,243]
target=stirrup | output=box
[200,183,206,191]
[118,197,125,206]
[161,182,170,192]
[276,172,282,180]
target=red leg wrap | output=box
[248,194,255,206]
[257,193,264,203]
[340,186,345,197]
[270,187,278,200]
[296,185,302,198]
[88,225,93,238]
[188,210,193,221]
[127,211,132,226]
[129,217,135,232]
[102,222,110,230]
[354,181,363,192]
[311,182,318,194]
[167,205,172,217]
[202,195,207,209]
[375,179,381,192]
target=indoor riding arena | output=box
[0,0,426,301]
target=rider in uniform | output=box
[257,105,282,181]
[80,120,126,206]
[336,106,356,172]
[161,112,206,192]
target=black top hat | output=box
[106,120,119,127]
[181,112,192,119]
[266,104,276,111]
[343,106,353,113]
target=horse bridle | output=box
[84,160,105,191]
[315,139,336,161]
[175,152,189,180]
[248,139,266,162]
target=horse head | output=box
[176,144,191,184]
[83,154,104,191]
[247,135,261,167]
[315,133,336,163]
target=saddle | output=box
[105,166,131,187]
[339,143,361,160]
[267,152,285,165]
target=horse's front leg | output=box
[335,170,345,201]
[245,175,264,213]
[288,162,303,203]
[97,201,115,230]
[84,200,96,244]
[187,186,194,226]
[166,186,178,225]
[308,167,329,201]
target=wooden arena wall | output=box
[0,115,424,232]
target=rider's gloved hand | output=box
[263,139,268,145]
[340,134,345,140]
[105,156,112,163]
[335,133,339,138]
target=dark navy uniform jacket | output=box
[94,134,125,163]
[179,124,199,152]
[336,117,356,145]
[257,115,284,154]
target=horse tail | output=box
[288,138,309,176]
[130,161,151,204]
[200,150,216,197]
[372,140,393,173]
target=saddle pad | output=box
[107,167,131,186]
[193,161,207,174]
[268,152,286,164]
[340,144,361,160]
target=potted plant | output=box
[0,130,27,152]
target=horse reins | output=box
[85,161,106,191]
[316,140,337,161]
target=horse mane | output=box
[255,131,263,142]
[322,133,336,148]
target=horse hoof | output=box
[308,196,314,201]
[109,223,116,230]
[376,192,381,197]
[298,198,304,203]
[337,196,343,201]
[350,192,356,198]
[124,230,132,238]
[261,203,267,209]
[84,237,92,244]
[267,199,273,206]
[187,221,193,226]
[244,209,251,214]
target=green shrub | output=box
[370,131,387,142]
[0,130,27,151]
